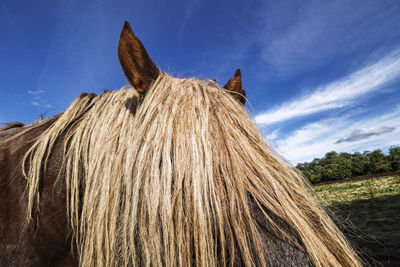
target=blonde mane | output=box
[23,73,361,266]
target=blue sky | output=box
[1,0,399,163]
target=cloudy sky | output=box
[1,0,399,164]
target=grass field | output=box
[314,176,400,266]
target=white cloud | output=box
[178,0,201,43]
[260,1,400,76]
[31,101,39,106]
[254,48,400,125]
[336,127,395,144]
[28,90,44,95]
[270,107,400,164]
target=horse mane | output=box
[0,122,25,131]
[22,73,360,266]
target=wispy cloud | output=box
[178,0,200,43]
[269,106,400,164]
[28,90,44,95]
[335,127,395,144]
[27,89,48,108]
[260,1,400,76]
[254,48,400,125]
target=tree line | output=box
[296,146,400,183]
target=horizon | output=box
[1,0,399,164]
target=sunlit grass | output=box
[314,176,400,204]
[314,176,400,265]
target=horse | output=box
[0,21,361,266]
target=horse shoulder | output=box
[0,119,77,266]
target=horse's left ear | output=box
[224,69,246,105]
[118,21,160,93]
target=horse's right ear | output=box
[118,21,160,93]
[223,69,246,105]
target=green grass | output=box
[314,176,400,266]
[314,176,400,204]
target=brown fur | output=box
[118,21,159,93]
[0,117,77,266]
[0,122,25,130]
[223,69,246,105]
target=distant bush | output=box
[296,146,400,183]
[389,147,400,171]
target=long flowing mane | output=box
[20,73,360,266]
[0,21,361,267]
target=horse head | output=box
[0,21,361,267]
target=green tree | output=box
[350,152,368,176]
[325,151,338,161]
[366,149,391,174]
[311,165,326,183]
[317,151,352,180]
[296,147,398,184]
[323,156,352,180]
[389,146,400,171]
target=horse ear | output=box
[118,21,160,93]
[223,69,246,105]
